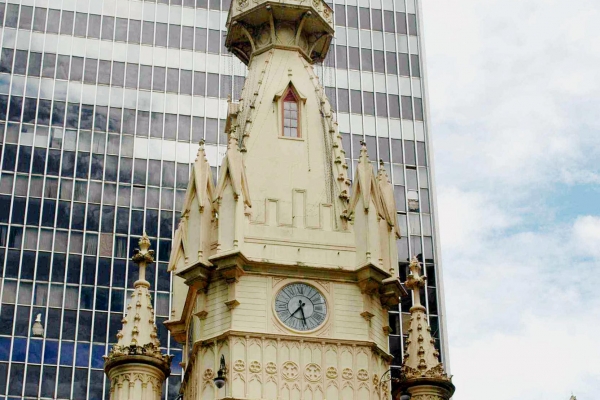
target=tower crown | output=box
[226,0,334,64]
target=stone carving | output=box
[281,361,299,381]
[249,360,262,373]
[233,359,246,372]
[372,374,379,386]
[202,368,214,380]
[326,366,338,379]
[357,369,369,381]
[237,0,248,9]
[265,362,277,374]
[342,368,353,380]
[304,363,322,382]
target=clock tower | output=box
[164,0,406,398]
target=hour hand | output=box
[299,306,308,328]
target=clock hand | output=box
[284,304,304,323]
[299,305,307,327]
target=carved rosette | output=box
[357,369,369,381]
[265,362,277,374]
[326,366,338,379]
[304,363,322,382]
[281,361,299,381]
[233,359,246,372]
[342,368,353,380]
[202,369,215,381]
[249,360,262,373]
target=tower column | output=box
[104,234,172,399]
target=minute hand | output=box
[284,306,304,323]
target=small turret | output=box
[104,234,172,399]
[397,257,455,400]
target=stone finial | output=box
[32,313,44,338]
[400,257,454,393]
[104,234,171,384]
[132,233,155,288]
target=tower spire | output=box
[397,257,455,399]
[104,234,172,399]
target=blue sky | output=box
[422,0,600,398]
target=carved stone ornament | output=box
[357,369,369,381]
[326,366,338,379]
[281,361,299,381]
[203,369,215,381]
[233,359,246,372]
[237,0,248,9]
[372,374,379,386]
[304,363,322,382]
[265,362,277,374]
[342,368,353,380]
[249,360,262,373]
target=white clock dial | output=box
[275,283,327,331]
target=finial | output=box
[32,313,44,337]
[405,257,426,309]
[132,233,154,288]
[379,159,384,168]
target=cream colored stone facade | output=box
[164,0,406,398]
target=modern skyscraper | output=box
[0,0,447,399]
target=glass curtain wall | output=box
[0,0,446,398]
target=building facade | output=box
[0,0,447,399]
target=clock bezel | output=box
[272,280,330,334]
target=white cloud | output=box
[421,0,600,398]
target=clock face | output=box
[275,283,327,331]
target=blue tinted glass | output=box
[0,337,11,360]
[11,337,27,362]
[171,349,182,374]
[80,286,94,309]
[75,343,89,367]
[60,342,74,365]
[28,339,43,363]
[44,340,59,364]
[95,288,109,311]
[91,344,105,369]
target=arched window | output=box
[282,88,300,137]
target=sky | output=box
[421,0,600,399]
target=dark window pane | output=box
[373,50,385,73]
[350,90,362,114]
[376,92,388,117]
[384,10,395,32]
[361,49,372,72]
[401,96,413,120]
[101,16,115,40]
[372,9,383,31]
[74,12,87,36]
[167,68,179,93]
[396,12,407,34]
[46,9,60,33]
[60,10,74,35]
[42,53,56,78]
[363,91,374,115]
[195,27,207,51]
[337,88,349,113]
[359,7,370,29]
[142,21,154,45]
[347,6,358,28]
[386,52,397,75]
[126,63,139,89]
[129,19,141,44]
[153,66,165,91]
[348,47,360,70]
[13,50,27,75]
[335,45,347,69]
[169,24,181,48]
[156,22,168,47]
[88,14,101,38]
[115,17,128,42]
[33,8,47,32]
[411,54,421,77]
[207,29,221,53]
[28,52,42,76]
[182,26,194,50]
[70,56,84,81]
[84,58,97,84]
[408,13,418,35]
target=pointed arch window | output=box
[282,88,300,138]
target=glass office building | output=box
[0,0,447,398]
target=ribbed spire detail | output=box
[401,257,451,382]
